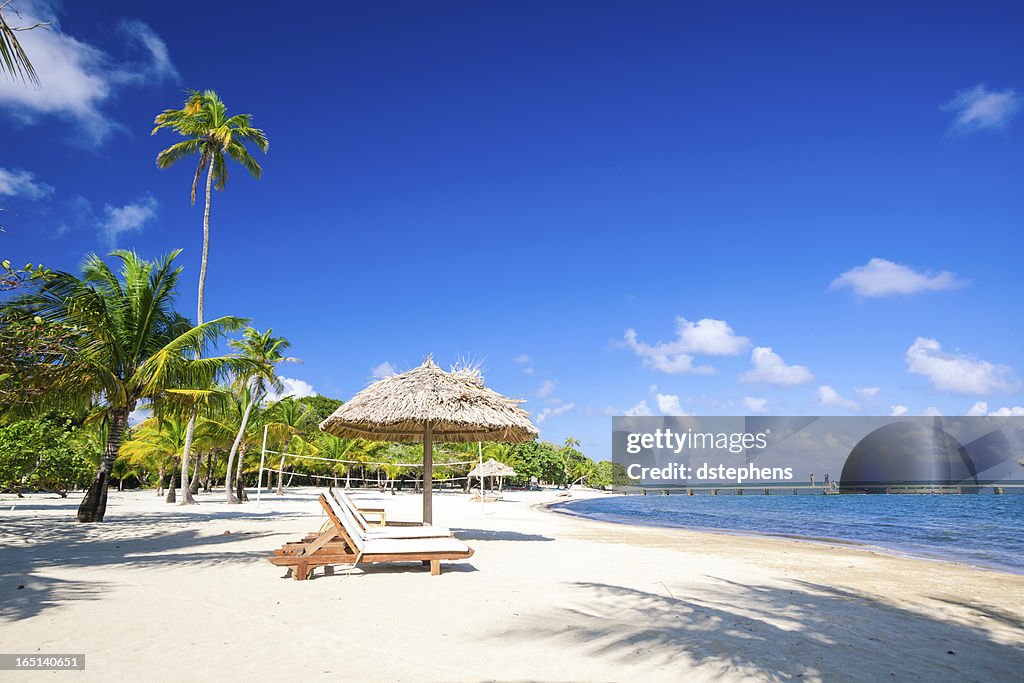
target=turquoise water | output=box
[564,493,1024,573]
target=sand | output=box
[1,487,1022,682]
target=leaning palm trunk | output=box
[275,453,286,495]
[188,452,202,494]
[77,406,130,522]
[223,396,255,503]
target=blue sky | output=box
[1,0,1022,457]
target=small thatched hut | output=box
[319,358,538,523]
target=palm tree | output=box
[0,1,46,85]
[152,90,269,504]
[222,328,295,503]
[2,250,250,521]
[119,416,189,495]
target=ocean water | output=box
[564,493,1024,573]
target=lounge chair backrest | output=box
[333,489,369,532]
[321,493,365,552]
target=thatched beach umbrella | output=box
[319,358,538,524]
[469,458,517,495]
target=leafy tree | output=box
[2,250,250,521]
[0,417,95,496]
[296,395,343,426]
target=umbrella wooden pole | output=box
[423,421,433,525]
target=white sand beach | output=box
[1,488,1023,682]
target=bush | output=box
[0,418,96,496]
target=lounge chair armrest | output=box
[357,507,386,526]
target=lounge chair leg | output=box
[295,562,308,581]
[430,560,440,576]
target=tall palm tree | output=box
[2,250,250,521]
[223,328,296,503]
[152,90,269,504]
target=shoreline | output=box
[545,492,1024,577]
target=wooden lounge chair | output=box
[268,494,473,580]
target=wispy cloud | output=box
[370,361,397,379]
[890,405,908,417]
[831,258,963,298]
[906,337,1017,395]
[743,396,768,414]
[739,347,813,386]
[536,379,557,398]
[0,3,179,145]
[816,385,859,411]
[622,317,749,374]
[535,401,575,425]
[99,196,157,246]
[942,84,1020,135]
[623,400,652,417]
[0,167,53,199]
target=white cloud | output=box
[921,406,943,417]
[655,393,687,416]
[512,354,530,365]
[830,258,963,298]
[743,396,768,414]
[537,379,557,398]
[0,167,53,199]
[622,317,749,374]
[988,406,1024,416]
[905,337,1017,395]
[267,376,317,402]
[816,385,860,411]
[890,405,908,417]
[370,361,397,379]
[624,400,653,417]
[535,402,575,425]
[942,84,1021,134]
[967,401,988,417]
[739,347,813,386]
[854,386,880,398]
[522,366,535,375]
[967,401,1024,416]
[98,196,157,246]
[0,4,179,144]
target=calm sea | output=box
[564,493,1024,573]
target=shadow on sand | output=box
[487,579,1024,680]
[450,529,553,542]
[0,502,307,621]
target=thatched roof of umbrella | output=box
[319,358,538,443]
[319,358,538,524]
[468,458,516,478]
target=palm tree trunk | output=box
[157,465,165,495]
[275,454,286,495]
[203,453,214,492]
[234,445,248,502]
[224,398,254,503]
[178,407,199,505]
[177,158,215,505]
[188,452,202,494]
[166,463,177,503]
[77,406,130,522]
